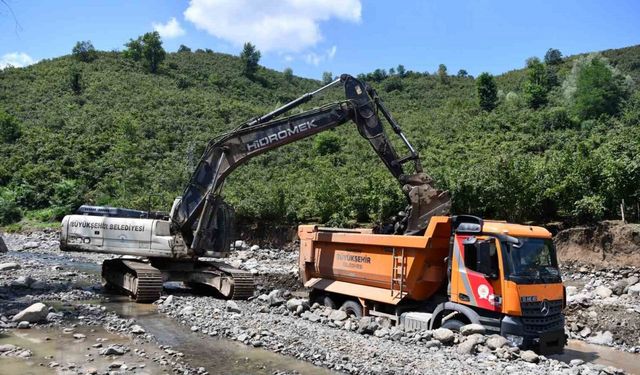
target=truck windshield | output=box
[502,238,561,283]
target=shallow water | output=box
[0,324,165,375]
[105,298,334,374]
[551,339,640,375]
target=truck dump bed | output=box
[298,216,452,305]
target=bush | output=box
[0,109,21,143]
[0,189,22,225]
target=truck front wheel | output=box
[441,318,465,331]
[340,300,363,318]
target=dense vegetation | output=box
[0,39,639,229]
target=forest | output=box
[0,35,639,230]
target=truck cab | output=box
[446,216,565,353]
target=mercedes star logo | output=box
[540,299,550,316]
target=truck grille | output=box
[520,299,563,333]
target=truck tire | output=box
[322,295,337,309]
[441,318,465,331]
[340,300,363,318]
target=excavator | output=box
[60,74,451,302]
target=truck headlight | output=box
[506,334,524,347]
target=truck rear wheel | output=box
[340,300,363,318]
[322,295,337,309]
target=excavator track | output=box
[102,259,163,303]
[213,263,255,300]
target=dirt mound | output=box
[555,220,640,267]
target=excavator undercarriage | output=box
[102,257,254,302]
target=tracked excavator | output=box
[60,74,451,302]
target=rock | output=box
[12,302,48,323]
[22,241,39,250]
[163,295,174,306]
[457,339,477,354]
[73,333,86,339]
[328,310,348,322]
[234,240,247,249]
[588,331,614,346]
[565,285,578,296]
[0,344,16,352]
[486,334,508,350]
[579,327,591,338]
[433,328,454,344]
[595,286,613,298]
[130,325,145,334]
[628,284,640,296]
[570,359,584,366]
[17,321,30,329]
[250,244,260,251]
[626,276,639,287]
[285,298,303,312]
[306,313,321,323]
[357,317,378,334]
[520,350,539,363]
[226,300,241,313]
[611,280,629,296]
[109,361,124,368]
[0,237,7,253]
[460,324,485,336]
[179,306,195,315]
[373,328,389,338]
[86,367,98,374]
[0,262,21,271]
[11,276,34,288]
[100,345,126,356]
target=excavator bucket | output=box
[402,173,452,235]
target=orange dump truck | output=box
[298,215,566,353]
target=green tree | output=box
[283,67,293,82]
[0,109,21,143]
[573,58,626,120]
[396,64,406,77]
[68,65,82,94]
[0,188,22,225]
[322,71,333,84]
[523,57,549,109]
[124,32,166,73]
[178,44,191,53]
[72,40,97,62]
[457,69,468,78]
[544,48,563,65]
[476,72,498,111]
[240,42,261,77]
[437,64,448,83]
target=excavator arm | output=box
[171,74,450,256]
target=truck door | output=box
[451,235,502,312]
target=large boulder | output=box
[486,334,508,350]
[611,280,628,296]
[328,309,348,322]
[0,262,20,271]
[460,324,485,336]
[357,317,378,334]
[12,303,48,323]
[226,300,241,313]
[595,285,613,298]
[0,236,8,253]
[520,350,539,363]
[588,331,614,346]
[285,298,305,312]
[432,328,455,344]
[628,284,640,296]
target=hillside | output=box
[0,45,639,229]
